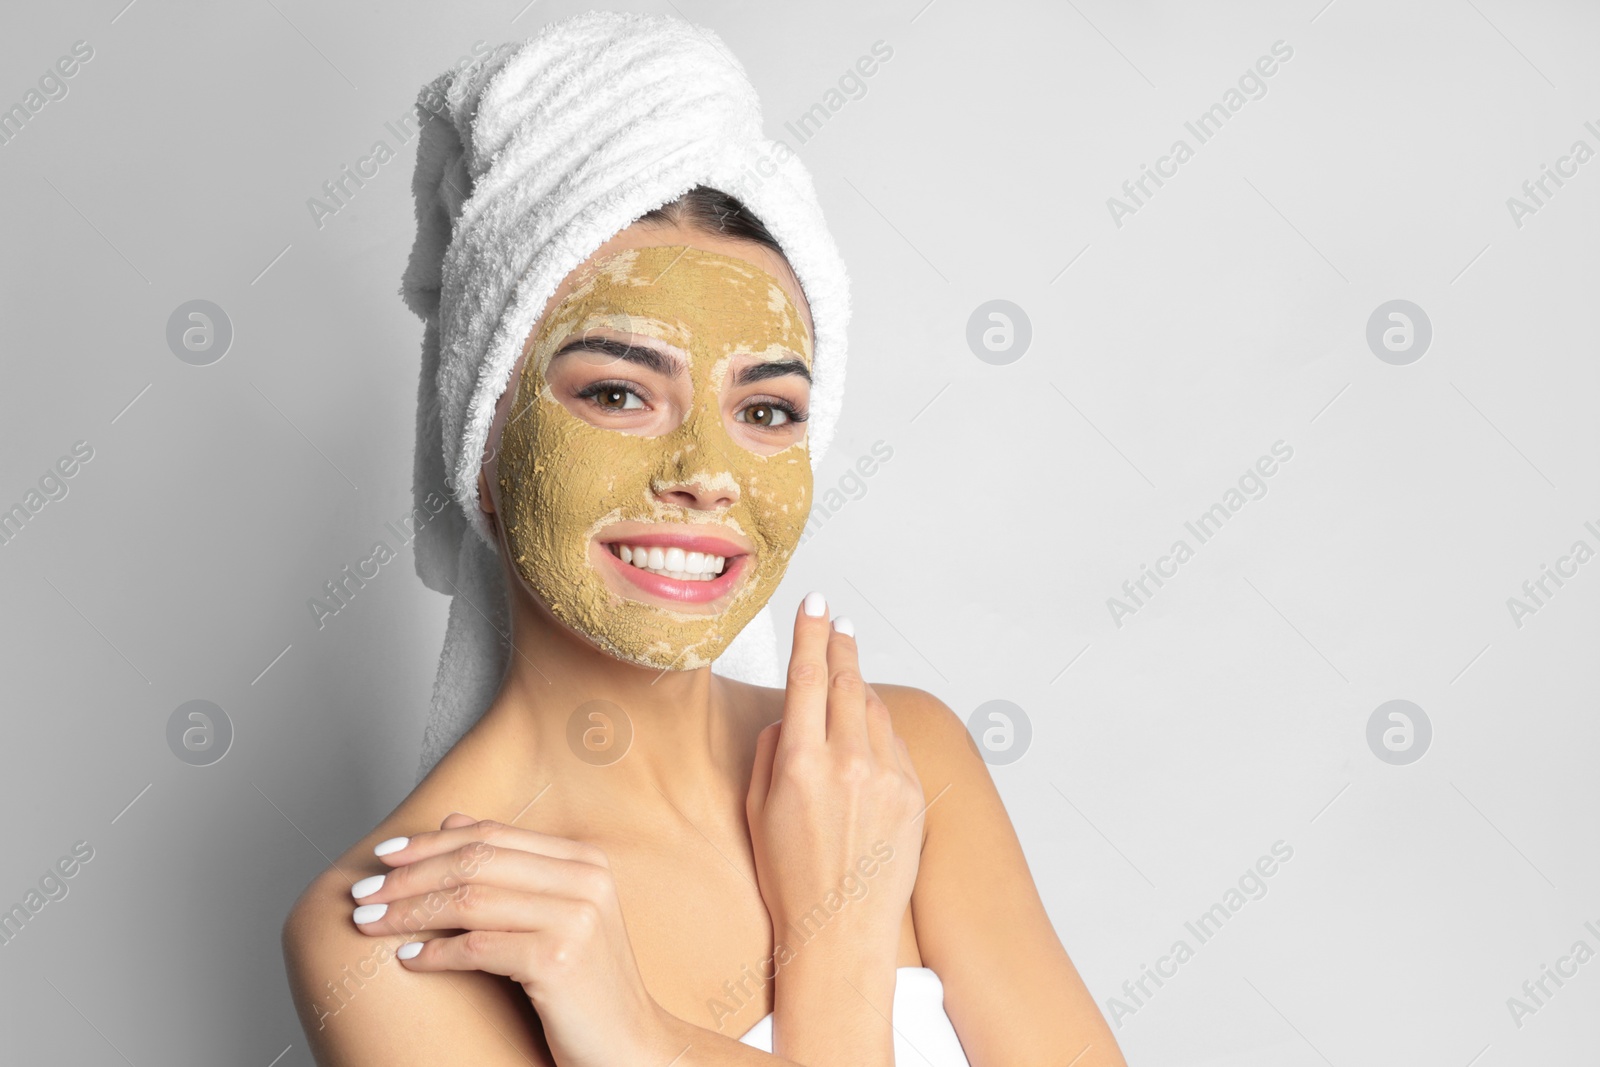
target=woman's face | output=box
[482,224,816,672]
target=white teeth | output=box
[608,543,730,582]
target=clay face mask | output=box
[496,244,814,671]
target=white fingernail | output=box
[803,591,827,617]
[353,903,389,924]
[832,616,855,636]
[397,941,424,960]
[374,836,409,857]
[351,874,385,899]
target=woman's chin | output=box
[503,543,787,671]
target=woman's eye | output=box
[737,400,804,429]
[576,381,646,412]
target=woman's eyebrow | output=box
[552,336,812,385]
[552,336,683,376]
[734,358,811,386]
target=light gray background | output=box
[2,0,1596,1063]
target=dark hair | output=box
[637,185,787,261]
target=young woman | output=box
[282,15,1125,1067]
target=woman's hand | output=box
[745,592,927,970]
[349,813,672,1067]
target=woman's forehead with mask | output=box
[527,245,814,387]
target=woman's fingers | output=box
[352,842,606,910]
[823,619,870,751]
[352,882,587,938]
[392,928,536,978]
[779,591,834,751]
[779,593,880,756]
[372,818,606,871]
[355,817,615,941]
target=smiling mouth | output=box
[604,541,740,583]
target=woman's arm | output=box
[282,839,813,1067]
[747,600,929,1067]
[880,685,1129,1067]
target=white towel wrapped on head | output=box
[399,10,852,781]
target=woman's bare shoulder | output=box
[729,675,979,775]
[280,808,553,1066]
[870,683,982,767]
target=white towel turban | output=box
[399,11,852,782]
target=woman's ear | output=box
[477,465,495,514]
[477,464,500,541]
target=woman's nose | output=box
[651,436,742,511]
[652,473,738,511]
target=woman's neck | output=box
[468,580,764,835]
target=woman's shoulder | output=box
[731,673,968,731]
[870,683,983,767]
[280,804,554,1065]
[868,684,1010,861]
[280,777,498,968]
[732,676,980,773]
[281,815,415,955]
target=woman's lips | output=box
[598,541,750,605]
